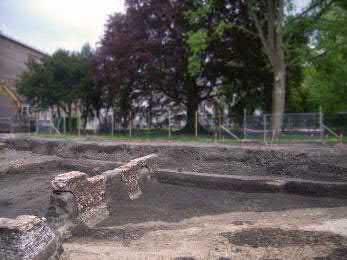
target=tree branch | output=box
[247,1,274,66]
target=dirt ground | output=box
[1,138,347,259]
[0,149,64,217]
[4,136,347,182]
[62,181,347,260]
[0,148,119,218]
[0,148,59,173]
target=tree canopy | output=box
[17,44,100,126]
[16,0,347,135]
[304,0,347,112]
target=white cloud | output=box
[0,23,9,34]
[26,0,125,52]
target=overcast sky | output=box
[0,0,309,54]
[0,0,125,54]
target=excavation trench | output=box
[1,138,347,259]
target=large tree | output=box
[188,0,337,138]
[17,46,100,130]
[304,0,347,112]
[97,0,273,133]
[186,0,273,123]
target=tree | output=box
[17,46,100,131]
[246,0,288,139]
[79,44,103,127]
[94,12,153,128]
[304,0,347,112]
[187,0,337,138]
[186,0,273,123]
[97,0,232,133]
[97,0,276,133]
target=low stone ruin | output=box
[103,153,159,200]
[0,215,62,260]
[0,153,158,259]
[51,172,105,213]
[47,154,158,232]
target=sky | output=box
[0,0,309,55]
[0,0,125,54]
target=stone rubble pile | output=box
[52,171,105,213]
[0,153,159,259]
[0,215,62,260]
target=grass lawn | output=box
[33,129,346,145]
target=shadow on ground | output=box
[99,181,347,227]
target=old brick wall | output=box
[47,154,158,232]
[0,215,62,260]
[0,35,45,82]
[0,35,46,121]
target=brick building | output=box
[0,33,47,132]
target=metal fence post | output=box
[111,109,114,137]
[263,114,267,144]
[49,109,53,135]
[36,112,39,135]
[213,111,218,142]
[78,112,81,137]
[168,110,171,138]
[243,109,247,140]
[320,106,324,143]
[49,118,53,135]
[28,117,31,135]
[63,115,66,135]
[129,112,132,138]
[94,116,97,135]
[195,111,198,137]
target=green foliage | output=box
[17,45,100,120]
[185,0,273,115]
[304,1,347,113]
[187,29,209,76]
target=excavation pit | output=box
[1,137,347,259]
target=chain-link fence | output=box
[244,112,345,144]
[1,110,345,144]
[0,115,34,134]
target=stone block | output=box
[108,153,158,200]
[0,215,62,260]
[52,171,106,213]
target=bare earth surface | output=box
[0,148,119,218]
[0,148,58,173]
[1,137,347,259]
[62,181,347,260]
[0,149,63,217]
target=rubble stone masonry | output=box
[0,215,62,260]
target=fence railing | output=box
[244,112,345,144]
[1,111,345,144]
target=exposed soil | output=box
[1,137,347,259]
[3,136,347,182]
[221,228,347,248]
[104,182,347,226]
[0,148,59,174]
[62,181,347,259]
[0,169,61,217]
[0,149,119,218]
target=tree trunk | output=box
[271,58,286,140]
[67,104,72,134]
[177,79,200,134]
[247,0,287,141]
[184,98,199,134]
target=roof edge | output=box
[0,32,49,57]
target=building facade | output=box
[0,33,47,131]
